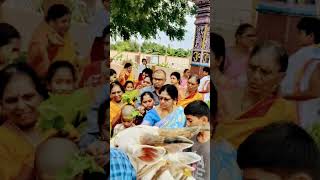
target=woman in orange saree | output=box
[178,75,203,108]
[118,63,135,86]
[28,4,78,78]
[214,41,298,149]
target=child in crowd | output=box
[46,61,77,95]
[35,138,80,180]
[113,104,136,136]
[124,80,134,92]
[184,100,210,180]
[237,122,320,180]
[110,69,117,83]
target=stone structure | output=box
[191,0,210,76]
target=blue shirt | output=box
[79,84,108,150]
[110,148,136,180]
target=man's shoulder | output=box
[140,86,154,93]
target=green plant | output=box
[158,62,170,68]
[308,123,320,148]
[121,90,139,105]
[131,109,142,119]
[112,53,124,62]
[112,40,192,58]
[57,153,104,180]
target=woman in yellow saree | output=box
[110,81,125,129]
[0,63,49,180]
[28,3,78,78]
[178,75,203,108]
[214,41,298,149]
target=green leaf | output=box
[206,101,210,108]
[111,0,193,40]
[131,110,142,119]
[38,116,54,130]
[308,123,320,148]
[57,153,105,180]
[53,116,66,130]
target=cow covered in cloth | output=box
[110,125,209,180]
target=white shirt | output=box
[198,75,210,102]
[89,8,109,38]
[281,45,320,95]
[280,45,320,129]
[139,64,148,74]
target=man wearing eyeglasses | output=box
[136,69,167,107]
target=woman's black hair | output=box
[170,72,181,84]
[45,4,71,22]
[110,69,116,76]
[140,91,154,102]
[110,81,125,93]
[0,23,20,48]
[142,68,153,78]
[46,60,76,83]
[159,84,178,101]
[124,63,132,69]
[183,69,189,73]
[211,32,225,72]
[235,23,254,38]
[124,81,134,89]
[0,62,48,100]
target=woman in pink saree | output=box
[224,23,257,88]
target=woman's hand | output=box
[138,106,145,115]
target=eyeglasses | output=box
[159,96,172,102]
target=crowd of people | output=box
[110,57,211,178]
[211,17,320,179]
[0,1,109,180]
[1,0,320,179]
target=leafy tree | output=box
[111,40,192,58]
[111,0,194,40]
[111,41,139,52]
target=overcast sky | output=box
[135,15,196,50]
[112,15,196,50]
